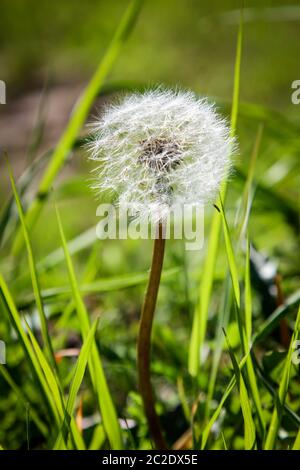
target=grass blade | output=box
[188,212,221,375]
[201,376,235,449]
[265,303,300,449]
[0,150,50,248]
[220,201,266,440]
[201,311,300,449]
[56,242,99,328]
[229,7,243,136]
[224,330,256,450]
[25,320,85,449]
[244,238,266,438]
[244,238,252,344]
[188,6,243,375]
[203,127,259,424]
[54,318,99,449]
[89,425,106,450]
[253,290,300,345]
[240,375,256,450]
[204,275,232,422]
[16,267,180,313]
[293,432,300,450]
[0,365,48,437]
[219,199,241,309]
[238,124,263,239]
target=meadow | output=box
[0,0,299,450]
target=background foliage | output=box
[0,0,299,450]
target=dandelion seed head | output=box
[88,88,235,222]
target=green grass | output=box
[0,0,300,451]
[188,7,243,377]
[55,204,122,449]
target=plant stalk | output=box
[137,222,167,449]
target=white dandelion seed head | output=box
[87,88,235,222]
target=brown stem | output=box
[137,222,168,449]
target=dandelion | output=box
[88,88,234,449]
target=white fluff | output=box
[88,89,235,222]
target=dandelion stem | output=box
[137,222,167,450]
